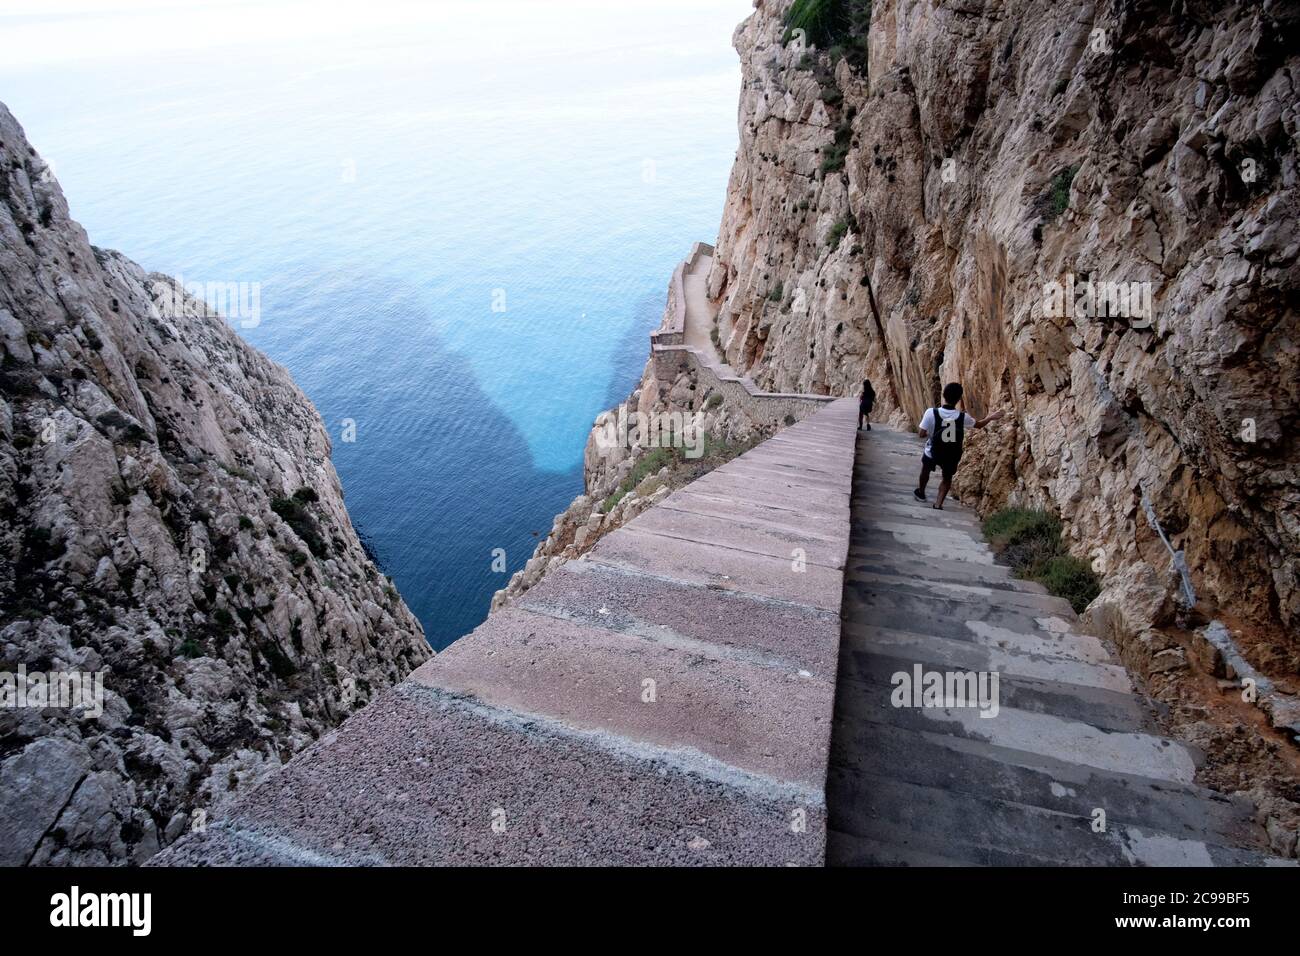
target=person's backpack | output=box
[929,406,964,468]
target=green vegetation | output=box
[821,108,856,173]
[261,642,297,679]
[271,495,325,556]
[1040,165,1079,221]
[826,218,852,248]
[767,281,784,302]
[982,507,1100,613]
[96,409,148,443]
[602,447,676,514]
[782,0,872,60]
[22,526,65,567]
[704,392,724,410]
[599,433,761,515]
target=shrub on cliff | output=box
[783,0,872,72]
[602,447,675,513]
[271,495,326,557]
[983,507,1100,612]
[1035,165,1079,222]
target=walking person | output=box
[913,382,1004,510]
[859,378,875,430]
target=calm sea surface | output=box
[1,0,746,648]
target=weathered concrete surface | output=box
[828,427,1293,866]
[156,398,861,865]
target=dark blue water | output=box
[1,0,746,648]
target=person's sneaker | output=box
[912,489,925,502]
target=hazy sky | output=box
[0,0,757,71]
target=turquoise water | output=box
[1,0,746,648]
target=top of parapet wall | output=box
[154,397,862,866]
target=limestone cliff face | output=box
[0,104,430,865]
[707,0,1298,673]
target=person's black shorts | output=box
[921,453,956,482]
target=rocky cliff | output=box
[512,0,1300,851]
[0,104,431,865]
[710,0,1297,660]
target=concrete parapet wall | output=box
[155,398,863,866]
[654,343,833,426]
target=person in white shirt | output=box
[914,382,1005,510]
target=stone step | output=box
[841,621,1129,691]
[587,526,844,612]
[859,449,925,466]
[837,644,1147,732]
[851,609,1111,664]
[850,498,983,530]
[852,483,979,512]
[155,683,823,866]
[828,719,1261,849]
[827,768,1272,866]
[844,532,1000,569]
[827,828,976,866]
[834,662,1194,784]
[662,487,848,540]
[515,560,840,677]
[409,607,834,790]
[843,580,1079,641]
[861,461,929,485]
[631,500,847,570]
[850,568,1077,616]
[843,522,998,564]
[846,547,1032,590]
[827,427,1287,866]
[852,520,993,548]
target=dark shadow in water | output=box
[600,290,664,411]
[246,266,584,651]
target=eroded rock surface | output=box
[0,104,430,865]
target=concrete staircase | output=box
[154,403,1291,866]
[828,426,1285,866]
[155,398,862,866]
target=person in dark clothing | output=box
[859,379,875,430]
[914,382,1004,510]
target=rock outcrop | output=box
[0,104,431,865]
[708,0,1297,675]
